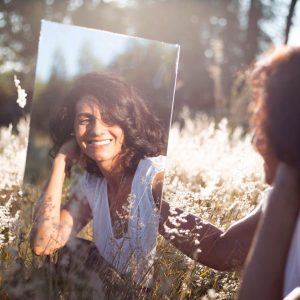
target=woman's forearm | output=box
[238,192,298,299]
[159,201,222,266]
[30,155,68,255]
[238,164,300,300]
[159,201,257,271]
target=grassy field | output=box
[0,113,267,299]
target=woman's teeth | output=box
[89,139,111,145]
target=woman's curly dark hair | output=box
[49,72,166,176]
[250,46,300,168]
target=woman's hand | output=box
[55,139,81,170]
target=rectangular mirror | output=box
[23,20,179,297]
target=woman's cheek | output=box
[75,130,86,150]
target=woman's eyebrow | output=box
[76,112,93,118]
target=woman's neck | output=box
[97,161,127,194]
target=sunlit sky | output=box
[288,9,300,46]
[36,21,129,81]
[262,0,300,47]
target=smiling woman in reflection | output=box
[30,73,166,289]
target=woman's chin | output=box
[87,153,117,167]
[87,154,110,162]
[82,148,121,171]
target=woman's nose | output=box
[90,118,107,135]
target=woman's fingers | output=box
[57,139,81,167]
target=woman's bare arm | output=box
[30,140,91,256]
[152,171,261,271]
[159,201,261,271]
[238,163,300,300]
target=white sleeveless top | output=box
[76,156,165,286]
[261,188,300,297]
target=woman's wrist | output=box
[53,154,72,174]
[54,153,68,165]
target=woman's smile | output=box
[85,137,114,151]
[87,139,112,146]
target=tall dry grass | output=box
[0,112,267,299]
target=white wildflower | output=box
[192,248,202,260]
[208,288,217,298]
[0,118,29,189]
[14,75,27,108]
[0,195,20,245]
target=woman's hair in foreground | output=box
[50,72,166,175]
[251,46,300,167]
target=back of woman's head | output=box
[50,72,166,175]
[251,46,300,168]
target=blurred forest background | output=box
[0,0,299,128]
